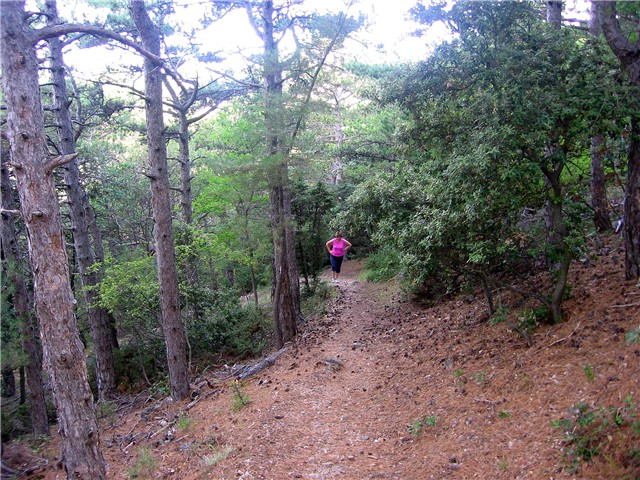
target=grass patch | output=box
[127,446,157,479]
[301,280,335,320]
[407,415,437,436]
[176,415,193,431]
[231,380,251,411]
[203,446,234,467]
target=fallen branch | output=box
[473,398,502,408]
[519,321,582,359]
[547,321,581,348]
[149,420,175,440]
[236,346,289,380]
[609,302,640,309]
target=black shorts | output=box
[330,254,344,273]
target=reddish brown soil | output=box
[4,237,640,479]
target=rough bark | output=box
[587,8,613,233]
[542,161,572,324]
[1,367,16,398]
[177,111,194,225]
[249,0,302,348]
[542,1,562,246]
[546,1,562,28]
[45,0,116,400]
[130,0,190,400]
[595,0,640,279]
[1,153,49,436]
[1,2,106,477]
[329,88,345,185]
[590,134,613,232]
[175,109,199,287]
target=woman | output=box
[326,231,352,283]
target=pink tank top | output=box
[332,238,345,256]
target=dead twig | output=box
[609,302,640,309]
[125,417,143,437]
[546,321,581,348]
[519,321,582,359]
[149,420,175,440]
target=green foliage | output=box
[625,326,640,345]
[344,0,635,310]
[176,415,193,431]
[362,246,401,283]
[472,371,489,385]
[291,180,334,281]
[231,380,251,411]
[0,401,32,441]
[96,242,271,386]
[97,255,160,331]
[407,415,437,436]
[489,307,510,326]
[301,279,335,320]
[583,364,595,383]
[186,288,271,358]
[552,397,640,474]
[203,446,234,467]
[127,446,157,479]
[1,265,30,380]
[96,400,118,427]
[340,157,536,298]
[519,307,546,333]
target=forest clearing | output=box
[4,243,639,479]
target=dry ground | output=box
[3,236,640,479]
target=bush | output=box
[187,288,271,358]
[552,396,640,474]
[362,247,401,282]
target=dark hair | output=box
[335,231,342,237]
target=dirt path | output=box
[214,260,415,479]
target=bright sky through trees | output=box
[60,0,441,79]
[59,0,590,83]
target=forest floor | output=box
[3,235,640,479]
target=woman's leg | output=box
[330,255,338,280]
[333,255,344,281]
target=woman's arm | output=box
[344,239,352,250]
[326,240,333,253]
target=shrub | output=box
[552,396,640,474]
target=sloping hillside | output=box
[4,236,639,479]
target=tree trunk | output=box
[624,117,640,279]
[130,0,190,400]
[587,5,612,233]
[259,0,302,347]
[1,2,106,476]
[1,367,16,398]
[1,153,49,436]
[329,88,345,185]
[546,1,562,27]
[590,134,613,232]
[596,0,640,279]
[19,365,26,405]
[178,112,193,225]
[86,201,119,349]
[45,0,116,400]
[543,163,571,324]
